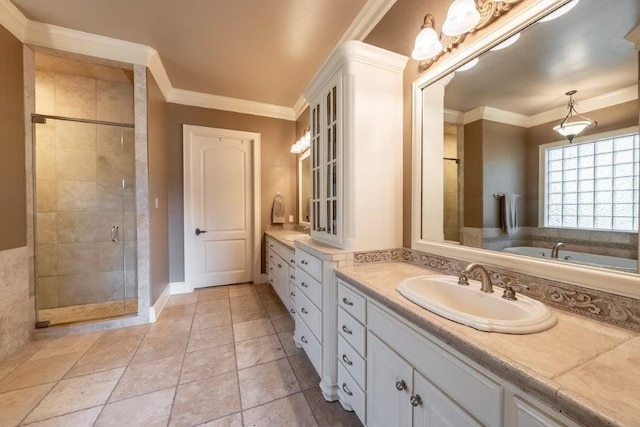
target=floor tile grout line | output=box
[229,291,246,427]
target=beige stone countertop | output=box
[265,229,353,260]
[336,261,640,427]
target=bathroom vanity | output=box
[334,260,639,426]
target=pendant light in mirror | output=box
[553,90,597,142]
[539,0,579,23]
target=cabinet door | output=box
[413,370,481,427]
[367,333,413,427]
[275,258,289,307]
[310,74,342,247]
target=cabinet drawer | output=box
[338,307,365,357]
[296,313,322,376]
[368,302,502,427]
[288,281,297,302]
[296,290,323,342]
[296,267,322,309]
[338,334,365,389]
[273,242,294,266]
[338,363,365,424]
[295,249,322,280]
[338,280,366,324]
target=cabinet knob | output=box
[290,259,295,263]
[290,308,295,314]
[290,291,296,297]
[301,260,308,265]
[301,336,308,344]
[342,383,353,396]
[290,275,295,280]
[342,325,353,335]
[395,380,407,391]
[277,264,282,268]
[301,282,308,288]
[301,307,308,314]
[318,227,326,232]
[342,354,353,366]
[342,297,353,306]
[410,394,423,407]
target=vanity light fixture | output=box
[411,14,443,60]
[539,0,579,23]
[290,129,311,154]
[442,0,481,36]
[553,90,596,142]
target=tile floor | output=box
[0,283,363,426]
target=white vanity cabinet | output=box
[303,40,407,251]
[265,236,295,311]
[337,279,582,427]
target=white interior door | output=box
[184,125,259,288]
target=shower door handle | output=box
[111,225,119,242]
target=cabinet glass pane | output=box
[332,200,337,235]
[332,87,337,122]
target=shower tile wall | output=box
[34,69,136,310]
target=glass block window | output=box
[544,132,639,231]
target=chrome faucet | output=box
[458,263,494,293]
[551,242,565,258]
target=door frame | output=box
[183,125,262,292]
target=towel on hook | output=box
[272,193,285,224]
[499,193,519,235]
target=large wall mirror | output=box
[298,149,311,225]
[412,0,640,298]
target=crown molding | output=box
[625,25,640,50]
[0,0,27,41]
[445,85,639,129]
[3,0,398,121]
[24,21,152,66]
[338,0,397,44]
[168,89,295,121]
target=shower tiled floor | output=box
[0,283,362,426]
[38,299,139,325]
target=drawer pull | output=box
[269,255,273,259]
[290,259,295,263]
[410,394,423,407]
[341,325,353,335]
[290,291,296,297]
[269,244,274,247]
[290,275,295,280]
[301,282,308,288]
[301,307,308,314]
[277,264,282,268]
[342,354,353,366]
[301,336,308,344]
[301,260,308,265]
[395,380,407,391]
[342,297,354,306]
[290,308,295,314]
[342,383,353,396]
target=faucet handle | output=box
[457,272,469,286]
[501,281,529,301]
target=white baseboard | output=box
[170,281,189,294]
[149,284,171,323]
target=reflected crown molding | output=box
[445,84,638,128]
[625,24,640,50]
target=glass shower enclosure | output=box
[33,115,137,325]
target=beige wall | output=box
[146,69,169,304]
[166,104,296,282]
[0,24,26,250]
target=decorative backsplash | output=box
[353,247,640,332]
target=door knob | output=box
[195,228,208,236]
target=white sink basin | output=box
[396,275,557,334]
[284,234,306,242]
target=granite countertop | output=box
[335,261,640,427]
[265,229,352,260]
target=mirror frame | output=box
[298,149,311,226]
[411,0,640,299]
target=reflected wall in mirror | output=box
[298,149,311,224]
[424,0,639,274]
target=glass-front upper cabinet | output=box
[303,41,406,251]
[309,74,343,248]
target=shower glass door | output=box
[34,117,137,325]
